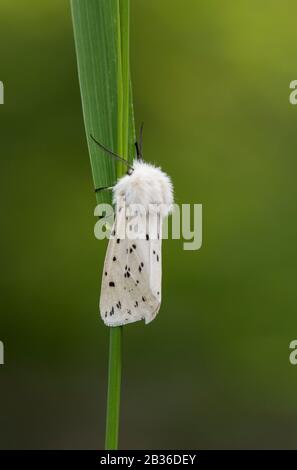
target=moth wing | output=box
[100,197,139,326]
[100,203,162,326]
[134,211,162,323]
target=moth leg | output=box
[94,185,114,193]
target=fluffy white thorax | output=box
[113,160,174,217]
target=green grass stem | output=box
[71,0,134,450]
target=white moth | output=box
[100,159,174,327]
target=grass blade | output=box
[71,0,135,450]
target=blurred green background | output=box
[1,0,297,449]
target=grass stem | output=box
[105,326,122,449]
[71,0,134,450]
[105,0,131,450]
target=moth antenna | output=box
[90,135,134,170]
[135,141,141,160]
[139,122,144,160]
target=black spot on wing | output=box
[129,244,137,254]
[152,250,160,262]
[109,282,115,287]
[138,262,144,273]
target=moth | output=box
[91,127,173,326]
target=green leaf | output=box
[71,0,135,204]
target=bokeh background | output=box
[1,0,297,449]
